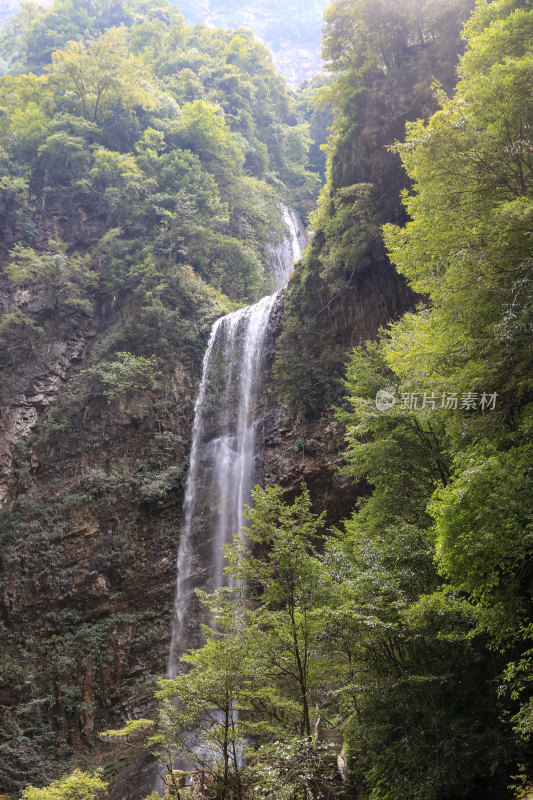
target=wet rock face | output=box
[253,295,358,518]
[260,404,363,524]
[0,409,191,790]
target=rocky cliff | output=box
[0,274,210,791]
[265,270,410,491]
[0,228,413,797]
[0,7,460,791]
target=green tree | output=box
[50,27,153,124]
[21,769,107,800]
[0,311,44,368]
[329,1,533,794]
[6,240,97,318]
[383,0,533,403]
[382,0,533,623]
[155,626,249,799]
[168,100,245,189]
[332,339,515,799]
[226,485,328,740]
[120,487,335,800]
[0,0,134,74]
[87,146,152,226]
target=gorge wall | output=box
[0,0,476,794]
[0,7,320,790]
[0,279,202,791]
[0,212,411,797]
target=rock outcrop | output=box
[0,280,203,793]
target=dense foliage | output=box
[112,2,532,799]
[0,0,327,87]
[332,2,533,793]
[20,769,107,800]
[0,0,319,297]
[0,0,319,794]
[274,0,476,416]
[3,0,533,798]
[148,0,326,86]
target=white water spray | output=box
[268,206,308,291]
[167,206,306,675]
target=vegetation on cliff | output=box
[124,1,531,798]
[2,0,532,798]
[0,0,327,87]
[275,0,476,415]
[169,0,327,86]
[0,0,319,793]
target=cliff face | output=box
[0,277,206,791]
[259,241,412,523]
[0,226,411,797]
[0,276,90,507]
[0,42,441,799]
[0,115,419,800]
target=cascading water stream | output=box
[167,206,307,676]
[268,206,308,290]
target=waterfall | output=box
[167,206,307,676]
[268,206,308,291]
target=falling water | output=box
[268,206,308,291]
[167,206,307,676]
